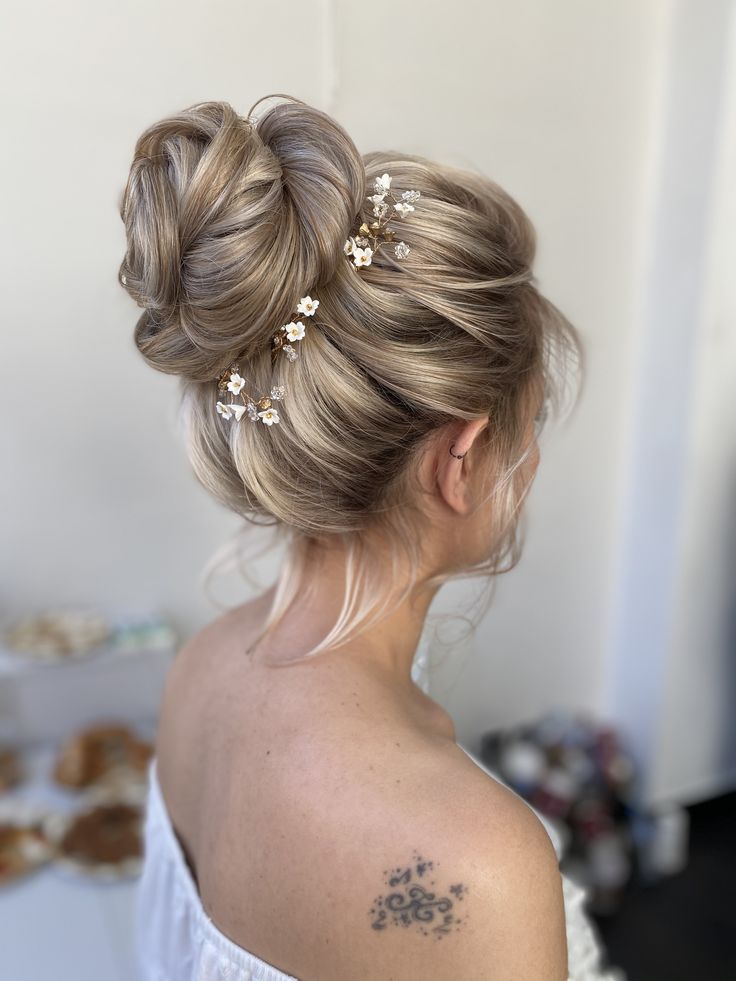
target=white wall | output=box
[1,0,733,805]
[648,2,736,804]
[596,0,736,806]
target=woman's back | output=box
[144,600,569,980]
[122,93,621,981]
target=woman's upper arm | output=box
[344,787,568,981]
[423,809,568,981]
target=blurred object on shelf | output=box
[0,797,53,886]
[479,709,689,915]
[0,747,23,793]
[2,608,111,663]
[0,609,177,745]
[630,800,690,882]
[44,782,145,881]
[53,722,153,791]
[0,741,144,979]
[110,613,177,654]
[0,728,152,889]
[498,739,546,798]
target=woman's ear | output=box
[430,416,490,517]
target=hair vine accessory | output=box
[216,172,419,428]
[215,294,318,426]
[344,172,420,269]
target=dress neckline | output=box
[146,756,300,981]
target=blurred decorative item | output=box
[2,608,111,662]
[0,610,176,744]
[53,721,154,791]
[630,801,690,882]
[0,798,53,886]
[0,746,23,793]
[480,709,689,915]
[43,782,145,880]
[109,613,177,653]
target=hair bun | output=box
[253,93,366,283]
[118,94,365,381]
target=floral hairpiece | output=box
[216,172,419,427]
[344,172,420,268]
[215,293,318,425]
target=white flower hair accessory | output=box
[215,293,318,426]
[216,172,417,430]
[344,172,420,269]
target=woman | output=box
[120,93,619,980]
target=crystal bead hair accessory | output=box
[344,172,420,269]
[215,294,319,425]
[215,370,286,425]
[272,294,319,364]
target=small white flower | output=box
[216,401,233,419]
[296,296,319,317]
[227,372,246,395]
[258,407,280,425]
[285,321,306,342]
[229,403,247,421]
[344,237,355,255]
[375,173,391,193]
[393,201,415,218]
[368,193,386,206]
[352,245,373,268]
[394,241,411,259]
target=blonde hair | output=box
[118,93,583,664]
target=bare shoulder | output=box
[153,603,257,777]
[156,602,256,712]
[154,612,567,981]
[447,748,568,978]
[279,738,568,981]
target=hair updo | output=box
[118,93,583,661]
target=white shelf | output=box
[0,641,175,746]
